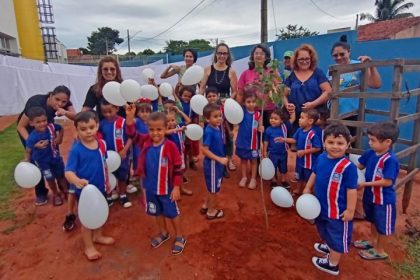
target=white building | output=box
[0,0,20,56]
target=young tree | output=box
[360,0,415,22]
[141,49,155,55]
[164,40,189,54]
[87,27,124,55]
[187,39,213,51]
[276,25,319,40]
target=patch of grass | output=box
[395,238,420,279]
[0,124,23,220]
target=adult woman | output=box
[200,43,238,171]
[17,85,75,205]
[82,56,124,119]
[283,44,331,130]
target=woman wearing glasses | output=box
[283,44,331,131]
[82,56,125,119]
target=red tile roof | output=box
[358,16,420,41]
[66,49,82,57]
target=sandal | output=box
[151,233,170,248]
[200,207,208,215]
[181,187,193,196]
[353,240,373,250]
[358,248,388,260]
[207,209,224,220]
[228,160,237,171]
[172,236,187,255]
[53,194,63,206]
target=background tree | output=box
[163,40,189,54]
[78,47,90,55]
[186,39,213,51]
[360,0,414,22]
[276,25,319,40]
[141,49,156,55]
[125,51,137,57]
[87,27,124,55]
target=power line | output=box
[270,0,278,35]
[307,0,346,20]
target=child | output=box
[132,101,152,176]
[126,105,187,255]
[201,103,228,219]
[235,91,263,189]
[280,109,322,195]
[99,100,132,208]
[263,106,295,188]
[303,123,358,276]
[24,106,68,206]
[313,107,330,151]
[355,122,400,260]
[65,111,115,261]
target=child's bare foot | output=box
[84,247,102,261]
[93,236,115,245]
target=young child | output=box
[24,106,68,206]
[313,107,330,151]
[281,108,322,195]
[355,122,400,260]
[99,100,132,208]
[201,103,228,219]
[126,105,187,255]
[235,91,263,189]
[303,123,358,276]
[263,106,295,188]
[132,100,152,174]
[65,111,115,261]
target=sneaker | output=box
[35,195,48,206]
[107,196,114,207]
[228,160,237,171]
[314,243,330,255]
[281,181,291,190]
[111,190,119,200]
[63,214,76,231]
[248,178,257,190]
[52,194,63,206]
[312,256,339,276]
[126,184,138,194]
[239,177,247,188]
[120,195,132,208]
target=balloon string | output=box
[259,104,269,230]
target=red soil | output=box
[0,120,417,280]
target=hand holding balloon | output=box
[171,187,181,202]
[125,103,136,124]
[74,178,89,189]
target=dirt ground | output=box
[0,118,418,280]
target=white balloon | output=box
[102,81,126,106]
[224,98,244,124]
[181,65,204,85]
[108,173,117,191]
[296,194,321,220]
[141,85,159,101]
[185,124,203,141]
[106,151,121,172]
[142,68,155,82]
[271,187,294,208]
[167,95,175,101]
[120,79,141,102]
[78,184,109,229]
[14,162,42,188]
[190,94,208,115]
[349,153,366,184]
[259,158,275,180]
[159,82,173,98]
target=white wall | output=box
[0,0,20,54]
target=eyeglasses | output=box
[332,52,346,58]
[102,67,116,72]
[297,57,311,63]
[216,52,229,56]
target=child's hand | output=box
[357,182,367,189]
[171,187,181,201]
[219,157,228,166]
[296,150,305,157]
[125,103,136,118]
[75,178,89,189]
[274,137,285,143]
[340,209,355,221]
[286,103,295,113]
[35,140,49,149]
[262,152,267,158]
[56,108,68,117]
[258,126,264,133]
[118,150,127,160]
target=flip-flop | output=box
[358,248,388,260]
[172,236,187,255]
[181,188,193,196]
[200,207,208,215]
[353,240,373,249]
[207,209,224,220]
[151,233,170,248]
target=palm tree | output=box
[360,0,415,22]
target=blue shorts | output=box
[295,165,312,182]
[113,156,130,181]
[235,147,259,160]
[363,200,396,236]
[69,185,106,200]
[34,157,65,181]
[204,158,224,193]
[146,191,179,219]
[315,215,353,254]
[269,152,288,174]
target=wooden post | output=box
[330,69,340,119]
[356,69,367,149]
[390,60,403,124]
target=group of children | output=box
[23,84,400,276]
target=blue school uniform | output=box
[203,125,225,193]
[263,122,291,174]
[293,127,321,182]
[133,117,149,170]
[180,100,196,119]
[313,153,358,253]
[235,108,261,160]
[167,123,186,170]
[359,150,399,235]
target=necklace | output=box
[214,66,227,85]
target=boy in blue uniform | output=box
[99,100,133,208]
[263,106,295,188]
[303,123,358,276]
[355,122,400,261]
[126,105,186,255]
[201,103,228,219]
[65,111,115,261]
[24,107,68,206]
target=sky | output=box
[53,0,420,54]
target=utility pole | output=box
[127,29,131,57]
[261,0,268,43]
[105,39,108,55]
[355,14,359,29]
